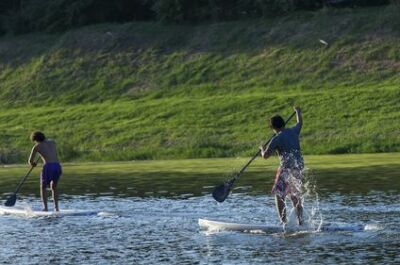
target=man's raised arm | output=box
[294,106,302,128]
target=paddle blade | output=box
[4,193,17,207]
[212,181,233,203]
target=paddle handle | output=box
[231,111,297,183]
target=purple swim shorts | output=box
[41,162,62,187]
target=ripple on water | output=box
[0,193,399,264]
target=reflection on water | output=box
[0,165,399,264]
[1,164,399,198]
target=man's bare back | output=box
[29,139,59,165]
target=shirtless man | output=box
[28,131,62,211]
[260,107,304,225]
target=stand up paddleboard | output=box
[0,206,100,217]
[199,218,367,233]
[199,218,284,233]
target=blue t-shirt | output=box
[265,123,304,170]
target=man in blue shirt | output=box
[260,107,304,225]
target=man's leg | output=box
[41,184,48,211]
[50,181,59,211]
[290,195,303,225]
[275,195,287,224]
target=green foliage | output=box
[257,0,294,16]
[152,0,185,23]
[0,7,399,163]
[0,0,394,36]
[1,0,91,34]
[0,0,154,34]
[151,0,323,22]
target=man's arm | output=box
[260,146,271,159]
[28,145,38,167]
[260,137,278,159]
[294,106,302,128]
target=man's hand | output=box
[259,145,265,155]
[30,161,37,167]
[259,145,270,159]
[294,106,301,113]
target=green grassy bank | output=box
[0,6,400,162]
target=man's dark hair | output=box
[30,131,46,142]
[270,115,285,129]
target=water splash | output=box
[285,167,323,232]
[302,168,324,230]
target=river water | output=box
[0,166,399,264]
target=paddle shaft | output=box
[13,158,40,194]
[230,111,297,184]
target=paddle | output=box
[4,158,40,207]
[212,111,296,202]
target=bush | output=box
[295,0,324,9]
[1,9,30,35]
[152,0,185,23]
[0,0,394,34]
[325,0,389,7]
[257,0,296,17]
[152,0,212,23]
[1,0,154,34]
[1,0,93,34]
[391,0,400,5]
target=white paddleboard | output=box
[0,206,100,217]
[199,218,283,233]
[199,218,367,233]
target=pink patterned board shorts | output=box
[271,167,302,199]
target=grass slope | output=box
[0,7,399,162]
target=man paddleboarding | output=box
[260,107,304,225]
[28,131,62,211]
